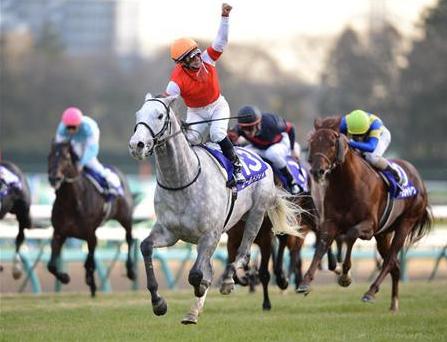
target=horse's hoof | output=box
[12,268,23,280]
[276,276,289,290]
[90,289,96,298]
[188,270,203,288]
[181,313,198,325]
[361,294,375,303]
[152,297,168,316]
[58,273,71,284]
[127,268,137,281]
[296,284,311,295]
[219,279,235,295]
[338,274,352,287]
[262,302,272,311]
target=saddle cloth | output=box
[0,165,22,198]
[83,167,123,199]
[380,162,417,199]
[200,144,269,191]
[269,156,309,193]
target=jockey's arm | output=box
[79,121,100,166]
[55,122,69,143]
[349,136,379,153]
[285,122,296,151]
[201,12,230,64]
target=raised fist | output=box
[221,3,232,17]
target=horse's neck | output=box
[154,119,199,188]
[57,179,85,205]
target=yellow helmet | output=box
[170,38,198,62]
[346,110,370,135]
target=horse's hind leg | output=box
[47,233,70,284]
[140,224,177,316]
[84,235,97,297]
[362,227,408,312]
[221,209,264,295]
[119,215,136,281]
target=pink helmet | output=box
[61,107,83,126]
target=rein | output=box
[183,115,251,127]
[134,98,201,191]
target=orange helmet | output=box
[170,38,199,62]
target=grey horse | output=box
[129,94,301,324]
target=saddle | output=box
[199,143,269,191]
[83,167,123,201]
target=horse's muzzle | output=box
[48,176,62,189]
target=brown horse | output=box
[297,117,432,311]
[226,172,336,310]
[47,141,136,296]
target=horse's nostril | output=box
[318,169,325,176]
[137,142,144,149]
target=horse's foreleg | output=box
[140,224,177,316]
[337,226,361,288]
[182,288,209,325]
[297,222,337,295]
[258,236,272,311]
[84,235,97,297]
[47,233,70,284]
[189,231,220,298]
[274,234,289,290]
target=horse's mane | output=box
[314,115,341,132]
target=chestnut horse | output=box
[47,142,136,296]
[297,117,432,311]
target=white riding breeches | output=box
[185,95,230,144]
[245,133,291,169]
[83,158,121,189]
[364,127,391,169]
[0,166,20,186]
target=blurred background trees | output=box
[1,0,446,178]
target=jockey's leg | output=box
[217,137,245,184]
[185,110,208,144]
[265,137,299,194]
[85,158,121,195]
[364,128,403,185]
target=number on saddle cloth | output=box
[271,157,309,193]
[200,144,269,191]
[381,162,417,199]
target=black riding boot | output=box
[218,137,245,185]
[279,166,300,195]
[385,165,403,185]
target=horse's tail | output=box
[267,188,304,238]
[407,205,433,246]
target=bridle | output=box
[49,144,81,186]
[133,98,202,191]
[133,98,181,155]
[309,132,344,178]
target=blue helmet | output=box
[237,105,261,126]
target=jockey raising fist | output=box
[222,3,232,17]
[164,3,245,185]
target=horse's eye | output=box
[158,114,163,120]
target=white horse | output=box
[129,94,302,324]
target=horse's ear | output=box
[144,92,153,101]
[336,136,347,163]
[163,94,177,107]
[314,118,323,130]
